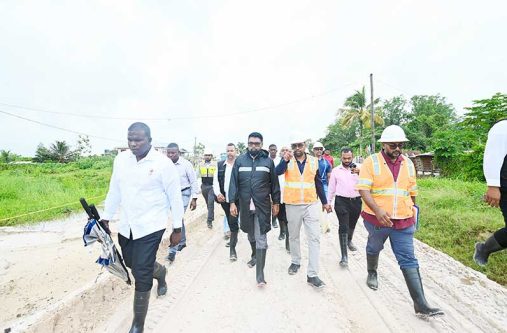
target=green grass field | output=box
[0,157,113,226]
[416,178,506,285]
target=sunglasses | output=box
[291,143,305,149]
[387,143,404,149]
[248,141,262,147]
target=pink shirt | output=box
[327,164,360,203]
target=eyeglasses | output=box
[291,143,305,149]
[313,147,323,151]
[387,143,404,149]
[248,141,262,147]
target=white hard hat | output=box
[378,125,409,143]
[313,142,324,149]
[289,134,307,144]
[203,149,213,155]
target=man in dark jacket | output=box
[229,132,281,287]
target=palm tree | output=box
[49,140,75,163]
[338,86,384,156]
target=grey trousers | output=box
[286,202,321,277]
[247,212,268,249]
[201,184,215,223]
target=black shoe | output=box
[288,263,300,275]
[153,262,167,297]
[177,244,187,252]
[247,241,256,268]
[307,276,326,288]
[225,241,230,247]
[366,254,379,290]
[347,240,358,252]
[474,235,504,266]
[130,290,150,333]
[339,233,348,267]
[402,268,444,317]
[272,219,278,228]
[166,252,176,264]
[247,257,256,268]
[207,222,213,229]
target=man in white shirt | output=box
[166,142,199,264]
[214,143,239,261]
[474,119,507,266]
[101,122,184,333]
[268,144,280,229]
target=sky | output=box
[0,0,506,156]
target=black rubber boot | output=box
[256,248,267,286]
[402,268,444,317]
[247,241,257,268]
[339,233,348,267]
[153,262,167,297]
[474,235,504,267]
[285,227,290,253]
[366,254,379,290]
[229,231,238,261]
[129,290,150,333]
[278,222,286,240]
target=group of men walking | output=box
[101,119,507,332]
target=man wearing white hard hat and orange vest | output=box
[199,149,216,229]
[276,137,332,288]
[357,125,443,317]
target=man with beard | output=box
[166,142,199,264]
[357,125,443,317]
[229,132,280,287]
[474,119,507,266]
[276,138,332,288]
[327,148,361,267]
[214,143,240,261]
[199,149,216,229]
[102,122,184,332]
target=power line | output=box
[0,82,358,121]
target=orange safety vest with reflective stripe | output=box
[284,155,319,204]
[356,152,418,218]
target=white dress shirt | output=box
[273,156,285,203]
[103,147,184,240]
[213,159,235,202]
[173,156,199,198]
[484,120,507,187]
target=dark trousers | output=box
[220,201,240,232]
[201,184,215,222]
[494,189,507,247]
[334,196,362,239]
[119,229,165,292]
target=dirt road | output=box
[1,199,506,332]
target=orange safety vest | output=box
[284,155,319,204]
[356,152,418,218]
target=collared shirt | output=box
[484,120,507,187]
[327,164,360,203]
[213,159,235,202]
[381,150,402,181]
[173,156,199,199]
[317,157,332,186]
[103,147,184,240]
[273,156,285,203]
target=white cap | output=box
[378,125,409,143]
[313,142,324,149]
[203,149,213,155]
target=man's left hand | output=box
[351,167,360,175]
[484,186,501,208]
[190,198,197,211]
[272,204,280,217]
[170,230,182,247]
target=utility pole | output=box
[370,73,375,154]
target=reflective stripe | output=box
[407,159,415,177]
[285,181,315,189]
[371,189,410,196]
[256,166,270,173]
[239,167,252,172]
[357,179,373,186]
[371,154,381,175]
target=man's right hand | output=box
[374,208,393,227]
[485,186,501,208]
[283,150,293,162]
[230,203,238,217]
[217,194,226,203]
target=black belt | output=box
[336,195,361,200]
[181,187,191,192]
